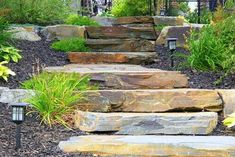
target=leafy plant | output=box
[51,38,90,52]
[225,0,235,9]
[0,0,72,25]
[0,17,11,45]
[186,7,213,24]
[154,24,168,31]
[111,0,148,17]
[223,113,235,128]
[0,45,22,62]
[65,14,99,26]
[0,61,15,81]
[21,72,92,127]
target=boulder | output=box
[156,25,203,47]
[11,27,41,41]
[44,64,189,89]
[59,135,235,156]
[77,89,222,112]
[217,89,235,117]
[86,39,155,52]
[68,52,156,64]
[86,26,156,40]
[41,25,86,41]
[74,111,218,135]
[113,16,154,25]
[153,16,184,26]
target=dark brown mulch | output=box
[0,36,69,89]
[0,103,93,157]
[145,46,235,89]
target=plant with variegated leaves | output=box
[223,113,235,128]
[0,45,22,63]
[0,61,15,81]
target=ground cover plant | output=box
[223,113,235,128]
[0,0,72,25]
[21,72,92,127]
[51,38,90,52]
[65,14,99,26]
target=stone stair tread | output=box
[68,52,156,64]
[44,64,188,89]
[74,111,218,135]
[59,135,235,156]
[77,89,222,112]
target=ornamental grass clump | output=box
[21,72,92,127]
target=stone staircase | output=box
[44,16,235,156]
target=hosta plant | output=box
[0,45,22,62]
[223,113,235,128]
[0,61,15,81]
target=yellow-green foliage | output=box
[223,113,235,128]
[65,14,99,26]
[0,61,15,81]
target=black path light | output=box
[10,102,29,150]
[167,38,178,68]
[160,9,165,16]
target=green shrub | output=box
[0,0,72,25]
[0,61,15,81]
[223,113,235,128]
[186,7,213,24]
[51,38,90,52]
[65,14,99,26]
[111,0,148,17]
[21,72,92,127]
[0,17,11,45]
[0,45,22,62]
[186,16,235,72]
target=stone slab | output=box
[77,89,222,112]
[74,111,218,135]
[44,64,189,89]
[68,52,156,64]
[153,16,184,26]
[86,39,155,52]
[86,26,156,40]
[42,25,86,41]
[11,27,41,41]
[156,25,202,47]
[217,89,235,117]
[113,16,154,25]
[59,135,235,156]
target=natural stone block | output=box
[153,16,184,26]
[217,89,235,117]
[156,25,202,47]
[91,16,116,26]
[113,16,154,25]
[86,26,156,40]
[74,111,218,135]
[78,89,222,112]
[11,27,41,41]
[42,25,86,41]
[86,39,155,52]
[44,64,189,89]
[68,52,155,64]
[59,135,235,156]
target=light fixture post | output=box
[167,38,178,68]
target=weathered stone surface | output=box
[11,27,41,41]
[113,16,154,25]
[153,16,184,26]
[44,64,189,89]
[42,25,86,41]
[86,26,156,40]
[68,52,156,64]
[77,89,223,112]
[59,135,235,156]
[0,88,35,103]
[74,111,218,135]
[91,16,115,26]
[156,25,202,47]
[217,89,235,117]
[86,39,155,52]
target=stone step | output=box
[76,89,222,112]
[59,135,235,156]
[44,64,189,89]
[68,52,156,64]
[112,16,154,25]
[86,39,155,52]
[74,111,218,135]
[86,26,156,40]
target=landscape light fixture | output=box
[160,9,165,16]
[167,38,178,67]
[11,102,28,150]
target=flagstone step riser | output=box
[74,111,218,135]
[59,135,235,156]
